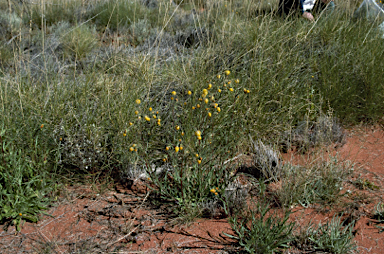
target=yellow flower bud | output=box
[188,91,192,95]
[166,146,170,151]
[176,125,180,130]
[198,159,202,164]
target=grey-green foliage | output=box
[277,156,354,207]
[0,10,22,39]
[0,130,55,232]
[305,215,357,253]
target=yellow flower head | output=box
[40,124,44,128]
[176,125,180,130]
[198,159,202,164]
[217,74,221,79]
[208,112,212,117]
[166,146,170,151]
[171,91,177,96]
[153,115,156,119]
[175,146,180,153]
[123,133,127,137]
[229,88,234,92]
[228,81,231,84]
[235,79,240,84]
[192,106,196,110]
[197,136,202,140]
[188,90,192,95]
[210,188,216,194]
[195,153,199,157]
[149,107,153,111]
[217,107,221,112]
[19,213,22,216]
[135,99,141,104]
[180,146,183,150]
[129,122,133,126]
[181,132,185,136]
[208,83,212,89]
[204,98,209,104]
[247,90,250,93]
[144,115,151,121]
[135,110,139,115]
[195,130,201,136]
[197,104,201,108]
[162,158,167,162]
[129,147,134,152]
[202,89,208,97]
[218,88,222,93]
[225,70,230,75]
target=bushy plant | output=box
[127,71,251,213]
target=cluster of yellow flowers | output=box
[210,187,220,196]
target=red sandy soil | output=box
[0,126,383,253]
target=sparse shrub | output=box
[128,71,250,215]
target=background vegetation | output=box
[1,0,383,252]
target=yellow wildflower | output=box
[40,124,44,128]
[208,83,212,89]
[176,125,180,130]
[19,213,22,216]
[171,91,176,95]
[218,88,222,93]
[188,90,192,95]
[135,110,139,115]
[197,104,201,108]
[149,107,152,111]
[144,115,151,121]
[195,153,199,157]
[129,122,133,126]
[229,88,234,92]
[204,98,209,104]
[217,107,221,112]
[123,133,127,137]
[208,112,212,117]
[153,115,156,119]
[217,74,221,79]
[247,90,250,93]
[210,188,216,194]
[135,99,141,104]
[162,158,167,162]
[195,130,201,136]
[192,106,196,110]
[166,146,170,151]
[225,70,230,75]
[181,132,185,136]
[202,89,208,97]
[129,147,134,152]
[198,159,202,164]
[235,79,240,84]
[175,146,180,153]
[180,146,183,150]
